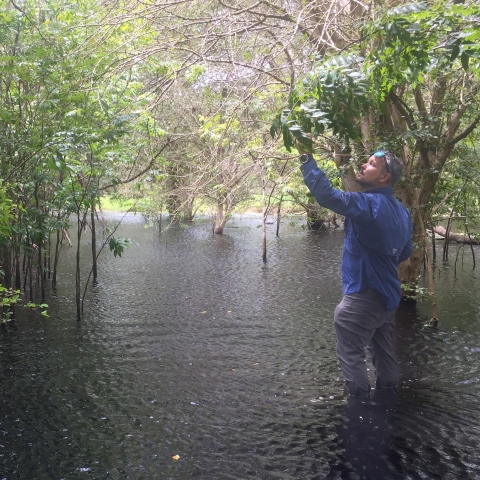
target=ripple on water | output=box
[1,217,480,479]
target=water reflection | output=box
[330,391,400,480]
[0,215,480,479]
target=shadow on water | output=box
[328,391,400,480]
[329,298,480,479]
[1,215,480,479]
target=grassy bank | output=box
[99,197,137,212]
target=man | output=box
[298,146,413,397]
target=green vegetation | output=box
[0,0,479,318]
[100,197,137,212]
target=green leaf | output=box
[288,125,303,132]
[450,44,460,61]
[282,124,293,152]
[464,31,480,42]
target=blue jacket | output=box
[301,158,413,310]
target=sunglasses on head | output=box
[373,150,390,174]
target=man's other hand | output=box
[296,134,313,155]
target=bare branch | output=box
[450,115,480,145]
[100,139,173,191]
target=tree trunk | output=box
[2,244,12,288]
[91,200,98,283]
[398,215,426,294]
[47,232,51,279]
[14,251,20,290]
[397,183,427,296]
[34,183,45,301]
[214,198,230,234]
[432,225,480,245]
[182,198,195,222]
[52,227,61,286]
[38,241,45,301]
[396,163,440,291]
[276,195,283,237]
[430,224,436,261]
[28,258,33,302]
[75,212,87,321]
[158,204,163,235]
[167,194,182,222]
[262,205,267,263]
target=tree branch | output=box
[100,139,173,191]
[449,114,480,145]
[388,90,416,131]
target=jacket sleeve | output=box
[399,238,413,263]
[300,158,374,226]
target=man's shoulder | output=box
[362,187,394,196]
[363,189,407,208]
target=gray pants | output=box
[334,288,398,397]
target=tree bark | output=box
[52,227,61,286]
[38,241,45,301]
[2,244,12,289]
[91,200,98,283]
[75,211,87,321]
[398,215,426,293]
[262,204,267,263]
[276,195,283,237]
[214,200,226,234]
[182,198,195,222]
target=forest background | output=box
[0,0,479,319]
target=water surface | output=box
[1,215,480,479]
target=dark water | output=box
[1,214,480,479]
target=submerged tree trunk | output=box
[399,215,426,294]
[52,227,61,286]
[34,182,45,301]
[38,242,45,301]
[430,223,436,261]
[261,178,269,262]
[276,195,283,237]
[2,244,12,289]
[28,258,33,302]
[214,201,225,234]
[262,205,267,263]
[167,194,182,222]
[75,211,87,321]
[47,232,51,279]
[182,198,195,222]
[91,200,98,283]
[14,250,20,290]
[420,213,438,323]
[397,182,426,298]
[214,197,230,235]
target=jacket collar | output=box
[362,186,393,195]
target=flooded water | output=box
[1,214,480,479]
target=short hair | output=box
[384,152,403,186]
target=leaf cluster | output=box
[272,1,480,150]
[271,54,370,150]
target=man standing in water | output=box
[298,143,413,397]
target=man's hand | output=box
[296,134,313,155]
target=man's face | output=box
[356,155,389,189]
